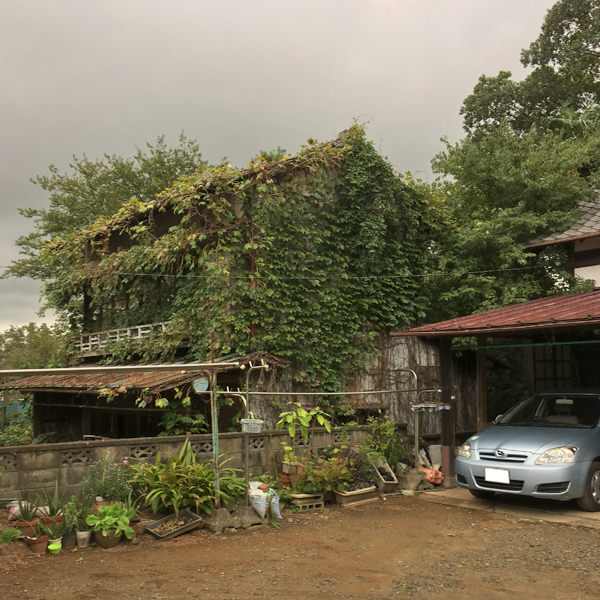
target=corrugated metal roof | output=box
[528,197,600,248]
[1,351,289,392]
[392,291,600,337]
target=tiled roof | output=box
[528,197,600,248]
[391,290,600,337]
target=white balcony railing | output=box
[74,322,169,354]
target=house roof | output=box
[391,290,600,337]
[1,351,289,393]
[528,197,600,248]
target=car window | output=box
[499,395,600,428]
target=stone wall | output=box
[0,427,365,500]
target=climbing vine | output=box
[44,125,443,390]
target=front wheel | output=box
[576,461,600,512]
[469,489,496,500]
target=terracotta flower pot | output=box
[94,529,122,548]
[40,515,63,526]
[25,535,49,554]
[15,519,38,537]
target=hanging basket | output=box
[241,418,264,433]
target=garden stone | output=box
[233,505,266,529]
[417,479,434,491]
[397,469,425,491]
[205,508,233,533]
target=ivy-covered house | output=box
[6,126,476,440]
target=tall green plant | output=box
[129,439,245,514]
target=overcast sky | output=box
[0,0,556,330]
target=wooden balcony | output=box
[73,322,169,357]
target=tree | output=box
[0,323,70,369]
[3,133,208,295]
[428,122,598,321]
[461,0,600,135]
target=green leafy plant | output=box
[276,403,331,464]
[0,407,33,447]
[63,494,95,532]
[363,412,406,467]
[86,503,135,539]
[82,457,133,503]
[158,391,208,436]
[129,439,245,514]
[291,452,351,495]
[0,527,21,545]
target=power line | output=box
[0,265,549,281]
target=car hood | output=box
[470,425,595,454]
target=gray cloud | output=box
[0,0,555,327]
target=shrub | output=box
[364,413,406,466]
[0,527,21,545]
[291,453,351,495]
[0,410,32,447]
[82,457,134,502]
[129,439,245,514]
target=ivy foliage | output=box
[44,125,442,389]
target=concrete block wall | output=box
[0,427,365,500]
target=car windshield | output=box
[498,394,600,428]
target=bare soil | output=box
[1,495,600,600]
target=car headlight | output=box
[535,446,578,465]
[457,441,471,460]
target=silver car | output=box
[455,391,600,511]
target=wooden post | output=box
[440,337,455,477]
[476,335,487,431]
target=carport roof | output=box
[0,351,289,393]
[391,290,600,337]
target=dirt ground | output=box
[2,494,600,600]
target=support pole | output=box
[243,363,269,506]
[210,371,220,508]
[476,335,488,431]
[440,337,455,478]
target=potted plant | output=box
[83,457,133,510]
[86,503,134,548]
[25,522,50,554]
[14,493,38,537]
[46,518,67,548]
[64,494,95,548]
[38,481,65,526]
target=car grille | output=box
[474,476,524,491]
[478,451,528,463]
[536,482,570,494]
[456,473,467,485]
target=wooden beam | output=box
[440,337,455,477]
[476,335,487,431]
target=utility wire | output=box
[0,264,550,281]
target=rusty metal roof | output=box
[1,351,289,393]
[528,197,600,248]
[391,291,600,337]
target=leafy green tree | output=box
[0,322,70,369]
[3,133,208,291]
[428,123,597,321]
[461,0,600,134]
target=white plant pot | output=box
[76,530,92,548]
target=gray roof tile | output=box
[528,194,600,247]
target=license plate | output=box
[484,467,510,484]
